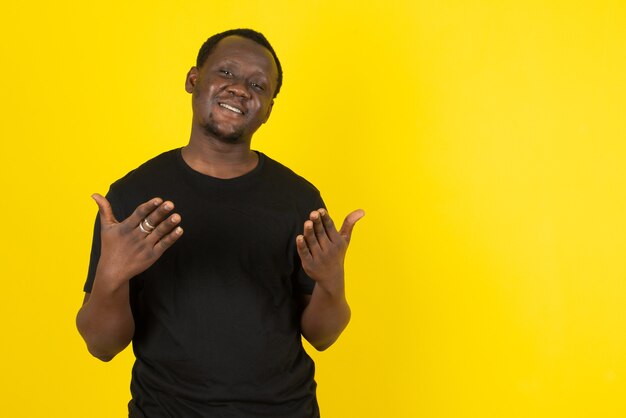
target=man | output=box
[76,28,364,417]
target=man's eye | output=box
[251,83,265,91]
[219,70,233,76]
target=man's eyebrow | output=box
[217,60,241,68]
[215,59,272,81]
[250,71,270,81]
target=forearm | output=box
[300,280,351,351]
[295,206,363,350]
[76,275,135,362]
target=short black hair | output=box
[196,29,283,98]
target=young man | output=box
[77,29,364,417]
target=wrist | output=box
[93,266,131,294]
[314,274,346,298]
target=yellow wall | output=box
[1,1,625,417]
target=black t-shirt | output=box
[84,149,324,418]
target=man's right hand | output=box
[92,193,183,287]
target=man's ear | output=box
[262,100,274,124]
[185,67,199,93]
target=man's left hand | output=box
[296,208,365,291]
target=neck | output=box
[182,132,258,179]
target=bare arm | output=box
[76,194,183,361]
[297,208,364,351]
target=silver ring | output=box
[139,219,154,234]
[143,218,156,230]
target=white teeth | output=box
[219,103,243,114]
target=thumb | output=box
[339,209,365,244]
[91,193,118,225]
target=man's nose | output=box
[227,81,251,99]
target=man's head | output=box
[196,29,283,98]
[185,30,281,144]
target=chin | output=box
[201,122,245,143]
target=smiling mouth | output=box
[219,103,244,115]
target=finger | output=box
[303,219,321,255]
[92,193,118,225]
[142,201,175,233]
[125,197,164,231]
[318,208,341,242]
[154,226,184,254]
[296,234,313,264]
[147,213,181,244]
[310,210,330,249]
[339,209,365,244]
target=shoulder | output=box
[109,149,179,192]
[106,149,180,215]
[260,153,320,195]
[259,153,325,211]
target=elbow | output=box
[309,334,340,352]
[90,349,116,362]
[76,323,121,362]
[304,312,352,352]
[312,342,333,352]
[76,316,111,361]
[81,334,123,361]
[82,337,126,362]
[76,308,130,362]
[83,339,119,362]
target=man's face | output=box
[186,36,278,143]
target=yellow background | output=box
[1,1,625,417]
